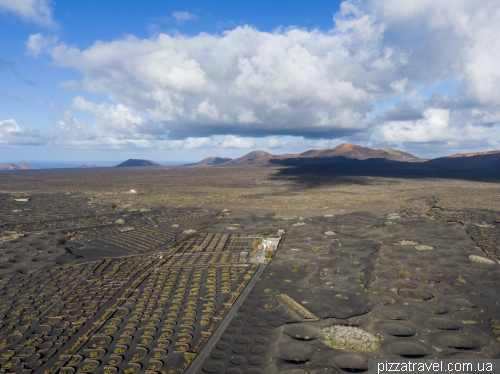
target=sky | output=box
[1,0,500,166]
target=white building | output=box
[262,236,281,249]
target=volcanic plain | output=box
[0,162,499,374]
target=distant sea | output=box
[18,161,192,169]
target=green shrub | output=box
[264,249,274,258]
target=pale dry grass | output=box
[1,165,500,218]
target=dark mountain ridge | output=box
[115,159,162,167]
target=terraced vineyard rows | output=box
[88,216,218,254]
[60,256,258,373]
[0,230,261,374]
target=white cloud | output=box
[376,109,450,142]
[165,135,255,149]
[183,137,219,149]
[0,0,54,27]
[390,78,408,95]
[57,110,86,131]
[35,26,387,139]
[267,136,287,148]
[0,119,46,145]
[25,0,500,153]
[196,100,219,120]
[221,135,255,148]
[172,11,197,24]
[38,99,166,150]
[25,33,57,57]
[374,108,500,146]
[237,110,261,123]
[71,96,164,137]
[305,139,332,148]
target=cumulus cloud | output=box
[0,0,54,27]
[376,109,451,143]
[71,96,165,137]
[237,110,261,124]
[37,99,166,149]
[267,137,287,148]
[305,139,332,148]
[381,102,424,122]
[221,135,255,148]
[24,0,500,153]
[25,33,58,57]
[182,137,219,149]
[57,110,87,131]
[375,108,500,148]
[172,11,197,24]
[0,119,46,145]
[166,135,255,149]
[29,26,391,140]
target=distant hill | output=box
[115,159,162,167]
[443,150,500,158]
[196,156,232,166]
[0,163,37,170]
[224,151,276,165]
[426,151,500,169]
[220,143,423,166]
[300,143,423,161]
[0,163,19,170]
[17,163,38,169]
[377,147,426,162]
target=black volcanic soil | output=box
[0,165,499,373]
[196,205,500,374]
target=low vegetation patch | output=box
[397,240,418,245]
[264,249,275,258]
[469,255,496,264]
[324,325,380,352]
[416,245,434,251]
[387,213,401,220]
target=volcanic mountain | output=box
[426,150,500,169]
[377,147,426,162]
[115,159,162,167]
[224,151,275,165]
[442,150,500,158]
[299,143,422,161]
[196,157,232,166]
[0,163,37,170]
[224,150,301,165]
[221,143,423,165]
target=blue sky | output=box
[1,0,500,166]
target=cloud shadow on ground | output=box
[267,157,500,188]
